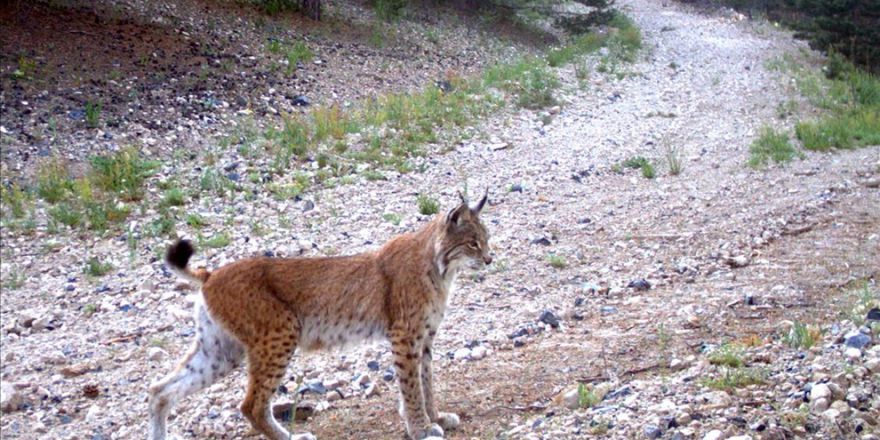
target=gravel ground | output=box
[1,0,879,439]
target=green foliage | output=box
[202,232,232,249]
[84,257,114,277]
[796,109,880,150]
[37,159,73,203]
[577,383,602,408]
[85,101,101,128]
[256,0,299,15]
[1,184,31,219]
[484,57,559,109]
[160,188,186,207]
[382,212,401,225]
[546,253,567,269]
[286,41,314,73]
[842,282,878,326]
[783,321,821,349]
[664,144,683,176]
[417,194,439,215]
[701,367,766,391]
[708,343,745,368]
[374,0,407,21]
[89,148,158,201]
[186,213,207,229]
[748,127,800,167]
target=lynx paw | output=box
[435,412,460,430]
[414,423,444,439]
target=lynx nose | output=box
[483,255,493,265]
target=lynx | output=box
[148,192,492,440]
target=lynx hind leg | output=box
[148,302,243,440]
[239,308,314,440]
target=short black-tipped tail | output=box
[165,239,210,285]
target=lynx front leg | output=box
[421,331,459,431]
[390,327,443,439]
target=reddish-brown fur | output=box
[149,193,491,440]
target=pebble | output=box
[703,430,723,440]
[0,382,24,413]
[147,347,167,362]
[845,347,863,359]
[539,310,560,328]
[643,424,662,439]
[844,331,871,349]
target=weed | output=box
[708,343,745,368]
[547,254,567,269]
[577,383,602,408]
[364,170,386,181]
[286,41,314,73]
[841,282,878,326]
[49,203,82,227]
[85,101,101,128]
[186,213,207,229]
[12,55,37,80]
[149,209,177,238]
[2,271,26,290]
[82,304,98,316]
[160,187,186,208]
[783,321,821,349]
[656,324,672,352]
[199,168,234,198]
[748,127,800,168]
[664,144,683,176]
[1,184,31,219]
[90,148,158,201]
[641,161,656,178]
[701,367,766,391]
[417,194,439,215]
[382,212,401,225]
[37,159,72,203]
[202,232,231,249]
[369,25,386,48]
[374,0,406,21]
[484,58,559,109]
[85,257,114,277]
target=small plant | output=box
[84,257,114,277]
[656,324,672,352]
[37,159,72,203]
[416,194,439,215]
[85,101,101,128]
[748,127,800,168]
[783,321,821,349]
[160,187,186,207]
[286,41,314,73]
[82,303,98,316]
[640,161,656,179]
[701,367,766,391]
[2,271,26,290]
[577,383,601,408]
[49,203,83,228]
[708,343,744,368]
[186,213,207,229]
[90,148,158,201]
[363,170,386,181]
[202,232,231,249]
[547,254,567,269]
[842,282,878,326]
[12,55,37,80]
[664,144,683,176]
[374,0,406,21]
[149,209,177,238]
[382,212,401,225]
[1,184,31,219]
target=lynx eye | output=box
[467,242,479,249]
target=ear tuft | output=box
[472,188,488,214]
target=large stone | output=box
[844,331,871,349]
[0,382,23,413]
[703,430,723,440]
[811,384,832,401]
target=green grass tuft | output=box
[708,343,745,368]
[416,194,439,215]
[783,321,821,349]
[90,148,158,201]
[546,254,567,269]
[701,367,766,391]
[748,127,800,168]
[84,257,114,277]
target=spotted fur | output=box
[148,193,492,440]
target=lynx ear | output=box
[446,203,468,227]
[471,188,488,214]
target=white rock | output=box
[703,430,724,440]
[845,347,863,359]
[865,358,880,374]
[453,348,472,361]
[821,408,841,421]
[0,382,23,413]
[811,383,832,401]
[148,347,168,362]
[469,346,487,361]
[728,436,753,440]
[830,400,851,416]
[811,397,830,412]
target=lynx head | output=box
[437,190,492,274]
